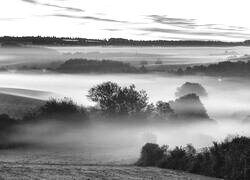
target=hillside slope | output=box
[0,163,222,180]
[0,93,44,118]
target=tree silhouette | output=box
[87,82,148,115]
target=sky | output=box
[0,0,250,41]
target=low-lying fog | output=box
[1,72,250,150]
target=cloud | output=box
[147,15,196,29]
[21,0,38,4]
[103,28,122,32]
[146,15,249,33]
[42,3,84,12]
[0,18,23,21]
[50,14,128,23]
[138,27,250,39]
[21,0,84,12]
[143,14,250,39]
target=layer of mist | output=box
[1,71,250,164]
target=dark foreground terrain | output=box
[0,162,222,180]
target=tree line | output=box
[1,36,250,46]
[136,136,250,180]
[173,60,250,77]
[56,59,145,73]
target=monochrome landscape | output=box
[1,0,250,179]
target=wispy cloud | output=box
[147,15,196,29]
[103,28,122,32]
[42,3,84,12]
[0,18,23,21]
[50,14,128,23]
[144,14,250,39]
[146,15,249,33]
[21,0,38,4]
[138,27,250,39]
[21,0,84,12]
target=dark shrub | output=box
[24,98,88,123]
[0,114,18,147]
[159,146,187,170]
[136,143,165,166]
[155,101,175,119]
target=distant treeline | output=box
[136,136,250,180]
[1,36,250,46]
[56,59,145,73]
[173,60,250,77]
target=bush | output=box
[40,98,79,115]
[159,146,188,170]
[23,98,88,123]
[136,143,165,166]
[0,114,18,147]
[155,101,175,119]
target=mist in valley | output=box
[1,46,250,165]
[1,70,250,164]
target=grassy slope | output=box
[0,163,222,180]
[0,148,222,180]
[0,93,44,118]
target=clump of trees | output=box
[87,81,149,117]
[87,81,211,122]
[173,60,250,77]
[136,136,250,180]
[175,82,208,98]
[169,94,210,121]
[0,81,212,149]
[57,59,142,73]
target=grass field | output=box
[0,163,222,180]
[0,92,44,118]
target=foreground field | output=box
[0,148,222,180]
[0,162,222,180]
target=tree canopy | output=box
[87,81,148,116]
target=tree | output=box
[175,82,208,98]
[169,93,210,121]
[87,82,148,115]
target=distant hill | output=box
[56,59,143,73]
[0,36,249,46]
